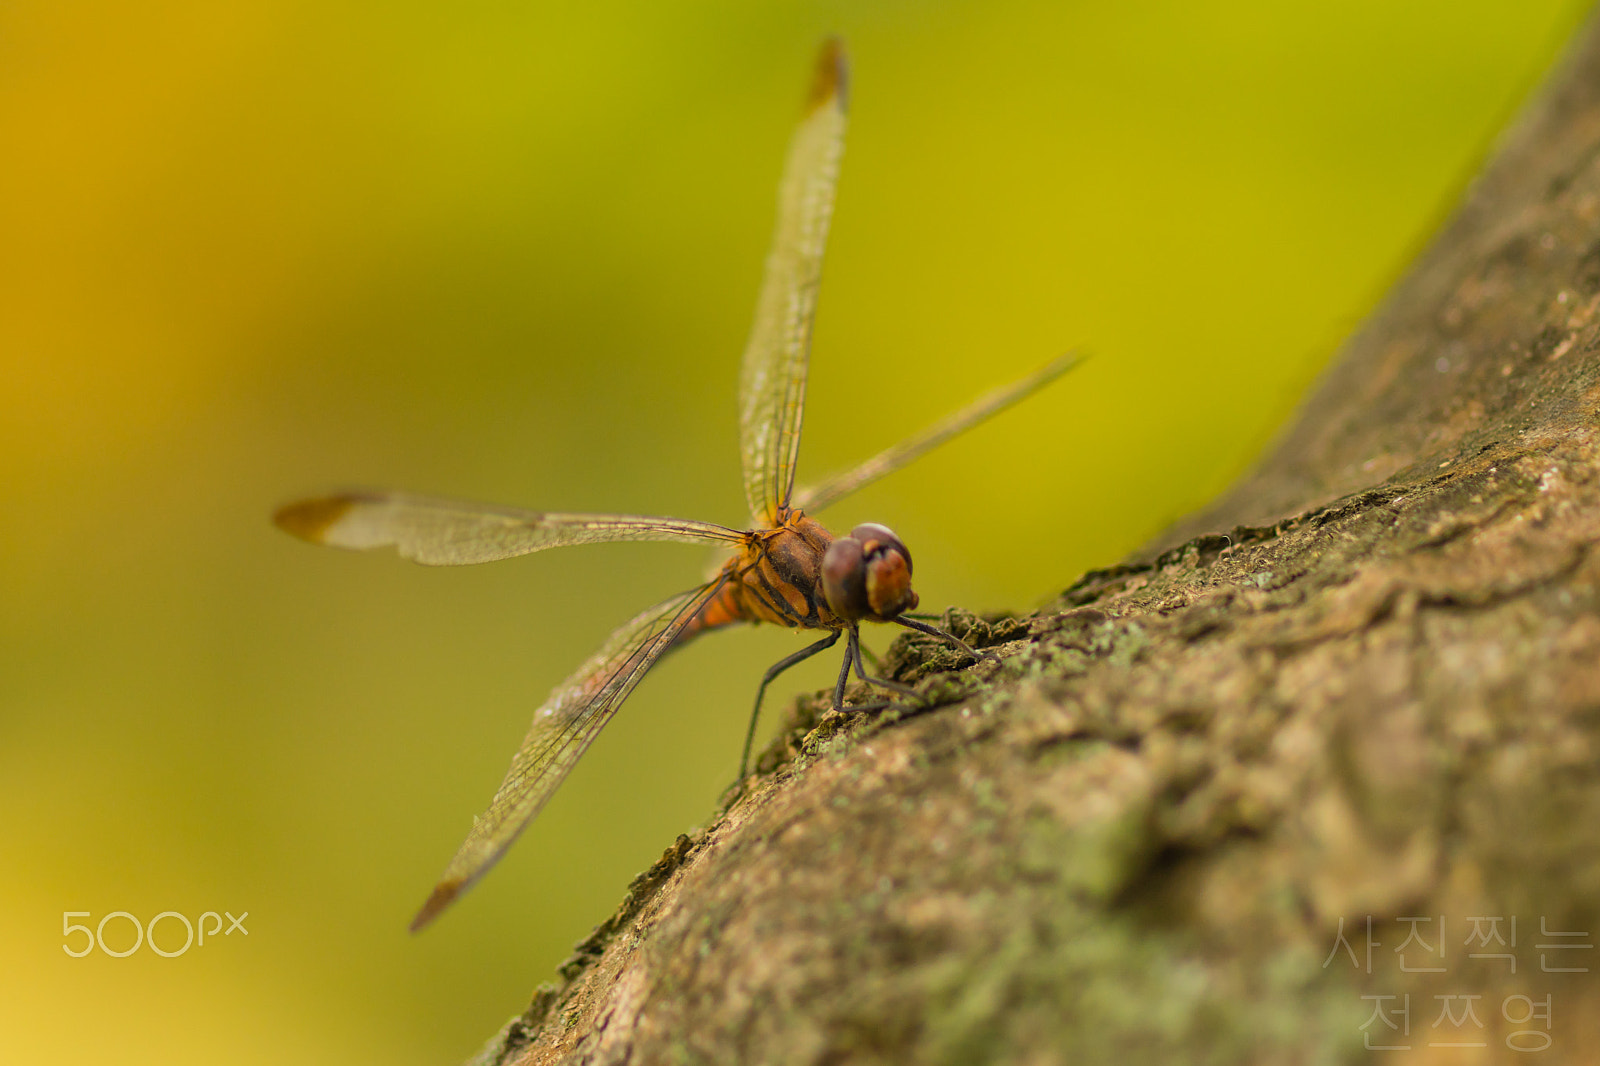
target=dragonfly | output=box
[275,39,1082,932]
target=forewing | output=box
[739,39,849,525]
[409,579,726,930]
[794,351,1086,514]
[274,491,743,565]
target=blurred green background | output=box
[1,0,1587,1062]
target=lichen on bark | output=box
[472,13,1600,1065]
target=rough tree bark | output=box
[471,15,1600,1065]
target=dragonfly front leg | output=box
[891,614,993,663]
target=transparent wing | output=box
[793,351,1086,514]
[273,491,744,565]
[739,39,849,526]
[409,578,726,931]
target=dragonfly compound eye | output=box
[824,523,918,621]
[822,536,870,621]
[863,542,917,619]
[848,523,911,574]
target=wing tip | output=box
[1049,347,1090,376]
[272,495,357,543]
[409,878,465,933]
[807,36,849,114]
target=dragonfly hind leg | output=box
[739,623,931,783]
[741,630,842,778]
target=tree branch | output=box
[474,13,1600,1064]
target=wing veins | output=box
[794,351,1086,514]
[409,577,726,930]
[274,490,743,566]
[738,40,848,524]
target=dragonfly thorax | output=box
[676,514,918,640]
[821,522,918,623]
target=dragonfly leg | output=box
[850,629,917,697]
[741,629,842,778]
[832,627,857,711]
[891,614,993,662]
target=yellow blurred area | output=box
[1,1,1587,1062]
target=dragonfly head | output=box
[822,523,918,623]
